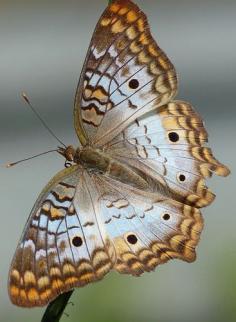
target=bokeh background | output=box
[0,0,235,321]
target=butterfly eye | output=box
[168,132,179,143]
[178,174,186,182]
[162,213,170,221]
[72,236,83,247]
[127,234,138,245]
[128,79,139,89]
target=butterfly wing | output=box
[105,101,230,208]
[8,166,116,307]
[92,174,203,276]
[74,0,177,146]
[9,165,203,307]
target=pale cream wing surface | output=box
[8,166,116,307]
[9,167,202,304]
[74,0,177,146]
[105,101,230,208]
[92,174,203,276]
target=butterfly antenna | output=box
[4,149,59,168]
[21,92,66,148]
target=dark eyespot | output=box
[163,213,170,221]
[179,174,186,182]
[127,234,138,245]
[72,236,83,247]
[168,132,179,142]
[129,79,139,89]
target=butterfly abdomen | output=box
[78,147,148,189]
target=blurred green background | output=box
[0,0,235,321]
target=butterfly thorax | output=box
[59,145,149,190]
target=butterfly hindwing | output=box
[106,101,230,208]
[93,174,203,276]
[8,166,116,307]
[74,0,177,146]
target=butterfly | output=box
[8,0,230,307]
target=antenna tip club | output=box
[5,163,14,168]
[3,160,19,168]
[21,92,30,104]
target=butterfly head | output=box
[58,145,77,163]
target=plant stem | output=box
[41,291,74,322]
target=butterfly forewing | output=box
[74,0,177,147]
[8,166,116,307]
